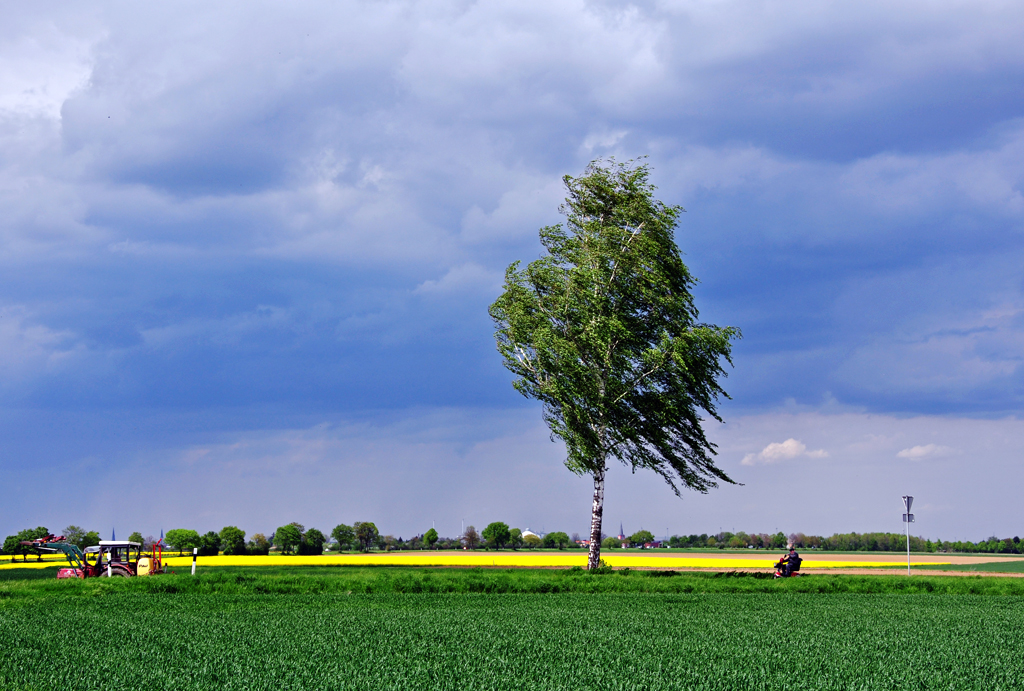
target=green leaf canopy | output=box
[489,159,740,495]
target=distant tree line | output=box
[662,531,1024,554]
[9,524,1020,558]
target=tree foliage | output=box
[629,530,655,547]
[274,524,302,554]
[61,526,99,551]
[247,533,271,555]
[332,524,356,552]
[509,528,523,550]
[300,528,326,555]
[219,526,247,555]
[63,526,85,548]
[165,529,201,556]
[543,532,571,550]
[462,525,480,550]
[489,159,739,569]
[2,527,49,561]
[482,522,511,550]
[354,522,379,552]
[198,531,221,556]
[423,528,438,550]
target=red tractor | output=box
[22,533,165,578]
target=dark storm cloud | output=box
[2,0,1023,537]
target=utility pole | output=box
[902,496,915,576]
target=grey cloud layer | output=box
[5,407,1019,541]
[2,1,1024,535]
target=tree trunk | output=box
[587,465,606,570]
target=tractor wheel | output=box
[108,567,131,577]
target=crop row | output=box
[3,591,1024,689]
[6,566,1024,598]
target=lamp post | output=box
[902,495,915,576]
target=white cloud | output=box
[0,305,81,382]
[837,128,1024,219]
[741,438,828,466]
[0,17,97,119]
[414,263,501,296]
[896,444,953,459]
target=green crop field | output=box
[3,568,1024,690]
[914,560,1024,573]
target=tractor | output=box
[22,533,165,578]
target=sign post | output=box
[192,547,198,576]
[902,495,914,576]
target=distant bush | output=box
[247,533,270,556]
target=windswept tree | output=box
[490,159,740,570]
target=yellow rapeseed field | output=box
[1,552,946,570]
[158,553,940,569]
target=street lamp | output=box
[902,495,915,576]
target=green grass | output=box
[5,564,1024,599]
[3,586,1024,689]
[0,567,60,582]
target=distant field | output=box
[5,564,1024,596]
[915,560,1024,573]
[2,568,1023,690]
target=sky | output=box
[2,0,1023,543]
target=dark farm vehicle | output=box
[22,534,165,579]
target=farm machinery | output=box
[22,533,165,579]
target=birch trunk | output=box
[587,465,606,570]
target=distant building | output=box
[617,523,625,540]
[522,529,542,539]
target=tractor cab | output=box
[85,541,141,567]
[85,541,143,577]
